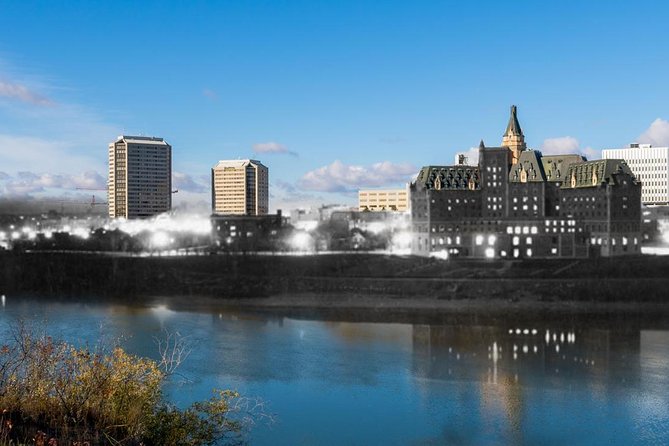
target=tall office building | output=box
[108,135,172,219]
[602,143,669,205]
[211,159,269,215]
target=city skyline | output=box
[1,1,669,212]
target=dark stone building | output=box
[410,106,641,258]
[211,211,288,252]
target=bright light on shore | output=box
[151,231,171,248]
[290,231,313,251]
[391,231,412,251]
[294,220,318,232]
[72,227,90,240]
[430,250,449,260]
[113,213,212,236]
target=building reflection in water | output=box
[410,322,654,443]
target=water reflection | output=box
[411,324,642,386]
[0,299,667,445]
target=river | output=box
[1,298,668,445]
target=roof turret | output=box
[504,105,523,136]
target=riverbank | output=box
[2,251,668,307]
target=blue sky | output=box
[1,0,669,211]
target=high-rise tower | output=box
[501,105,526,165]
[108,135,172,219]
[211,159,269,215]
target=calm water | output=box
[1,299,668,446]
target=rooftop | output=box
[116,135,169,146]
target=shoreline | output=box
[2,252,669,318]
[152,292,669,314]
[6,291,669,329]
[146,293,669,328]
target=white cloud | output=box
[171,190,211,214]
[541,136,580,155]
[580,146,599,161]
[0,79,52,106]
[173,171,208,193]
[0,134,106,173]
[455,147,480,165]
[252,141,297,156]
[0,170,106,197]
[540,136,598,160]
[299,160,416,193]
[638,118,669,146]
[270,180,328,212]
[0,63,119,174]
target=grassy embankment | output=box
[1,251,667,304]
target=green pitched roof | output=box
[415,165,481,190]
[541,154,586,183]
[562,159,636,189]
[509,150,546,182]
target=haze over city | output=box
[2,0,669,213]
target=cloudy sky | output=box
[1,0,669,212]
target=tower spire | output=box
[505,105,523,137]
[501,104,527,165]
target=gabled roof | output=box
[562,159,636,189]
[415,165,481,191]
[504,105,523,136]
[541,154,586,183]
[509,150,546,182]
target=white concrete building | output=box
[602,143,669,205]
[211,159,268,215]
[108,135,172,219]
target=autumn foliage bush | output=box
[0,325,251,445]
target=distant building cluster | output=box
[410,106,642,258]
[6,106,659,258]
[107,136,270,219]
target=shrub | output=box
[0,324,255,445]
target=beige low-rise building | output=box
[358,188,409,212]
[108,135,172,219]
[211,159,268,215]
